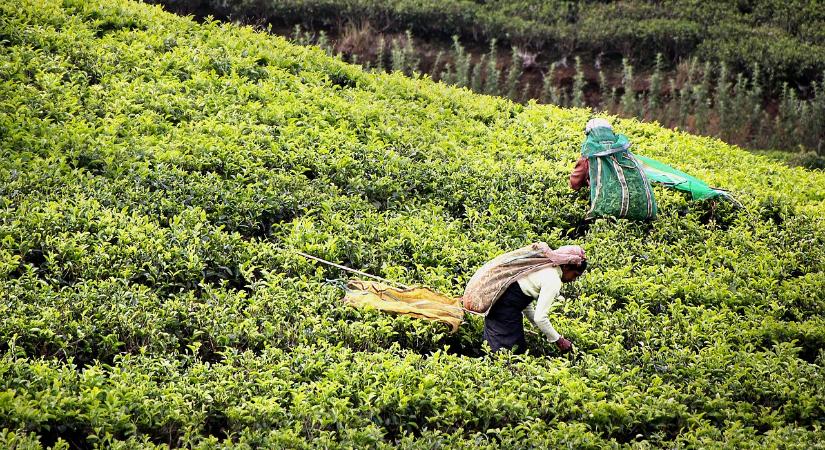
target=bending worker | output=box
[462,243,588,354]
[570,118,657,220]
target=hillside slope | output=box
[165,0,825,84]
[1,0,824,448]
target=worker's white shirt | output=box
[517,266,563,342]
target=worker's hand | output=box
[554,336,573,353]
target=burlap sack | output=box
[462,243,586,315]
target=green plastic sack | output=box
[635,154,732,201]
[582,127,657,220]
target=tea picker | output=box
[297,242,588,355]
[461,243,587,355]
[570,118,739,220]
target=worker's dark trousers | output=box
[482,282,533,354]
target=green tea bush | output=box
[2,0,825,448]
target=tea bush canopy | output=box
[1,0,824,448]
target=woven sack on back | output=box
[462,243,585,315]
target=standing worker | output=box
[462,243,588,354]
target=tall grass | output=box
[543,62,558,105]
[504,46,522,100]
[572,56,585,107]
[483,39,500,95]
[390,30,419,76]
[598,68,611,111]
[453,35,471,87]
[471,54,486,92]
[648,53,663,117]
[430,50,444,81]
[621,58,637,116]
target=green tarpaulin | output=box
[635,155,731,201]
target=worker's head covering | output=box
[585,118,612,134]
[546,244,587,266]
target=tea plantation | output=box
[1,0,824,448]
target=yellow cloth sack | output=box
[342,280,464,333]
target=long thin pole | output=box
[295,250,410,290]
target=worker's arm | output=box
[569,156,589,191]
[522,278,562,343]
